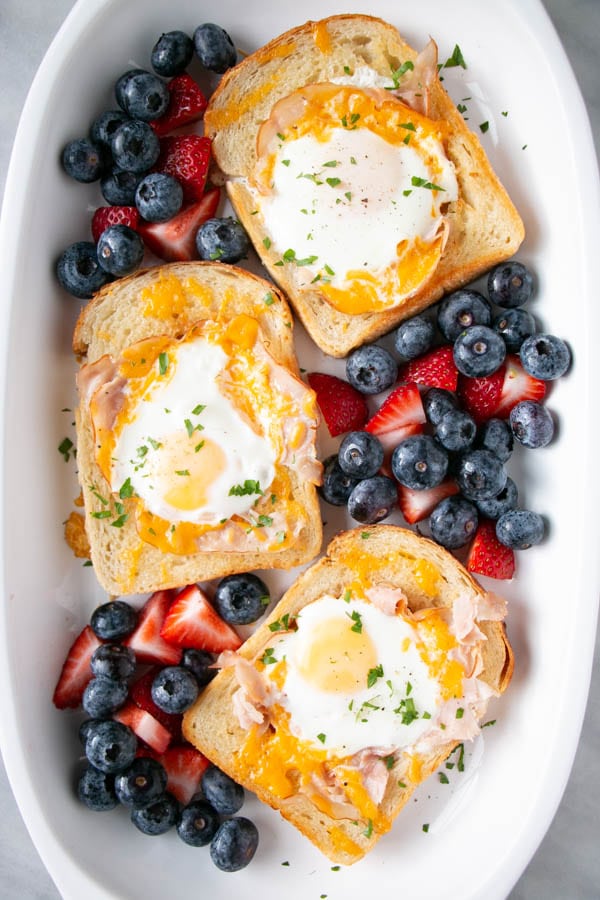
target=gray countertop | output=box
[0,1,598,897]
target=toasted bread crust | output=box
[183,525,513,864]
[73,262,322,595]
[205,15,525,356]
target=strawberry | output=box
[399,346,458,391]
[397,479,460,525]
[467,519,515,580]
[494,354,547,419]
[155,135,212,202]
[377,422,424,461]
[151,745,210,805]
[150,74,208,137]
[52,625,102,709]
[130,667,182,740]
[114,702,172,754]
[365,381,426,436]
[457,365,506,424]
[124,590,182,665]
[139,187,220,262]
[307,372,368,437]
[91,205,140,242]
[161,584,242,653]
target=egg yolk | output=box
[295,616,378,693]
[160,433,226,511]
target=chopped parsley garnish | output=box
[479,121,489,133]
[147,437,162,451]
[367,664,384,688]
[341,112,360,128]
[363,819,373,838]
[229,479,263,497]
[439,772,450,784]
[275,530,286,544]
[282,159,290,167]
[343,588,352,603]
[260,647,277,665]
[317,733,326,744]
[119,478,133,499]
[326,177,341,188]
[343,65,352,74]
[347,610,363,633]
[482,719,497,728]
[91,510,112,519]
[395,697,419,725]
[411,175,446,191]
[194,441,205,453]
[324,263,335,276]
[501,110,509,117]
[191,404,205,416]
[457,103,468,114]
[110,511,128,528]
[403,189,413,196]
[280,248,318,267]
[444,44,467,69]
[401,122,416,131]
[383,755,395,770]
[387,60,414,89]
[58,437,74,462]
[158,352,169,375]
[263,236,272,249]
[398,780,407,789]
[175,469,190,476]
[268,613,296,632]
[360,531,371,539]
[422,823,430,833]
[456,707,464,719]
[323,160,338,168]
[263,291,275,306]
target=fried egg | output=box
[249,79,458,314]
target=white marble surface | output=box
[0,1,598,898]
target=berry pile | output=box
[53,573,269,871]
[56,24,250,299]
[311,261,570,580]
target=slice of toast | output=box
[183,525,513,864]
[205,15,525,356]
[73,261,322,595]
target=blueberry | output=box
[488,261,534,308]
[493,308,536,353]
[437,290,491,342]
[456,449,507,501]
[319,455,361,505]
[201,765,244,815]
[151,31,194,77]
[214,573,269,625]
[195,216,250,262]
[181,649,217,686]
[115,69,170,121]
[345,344,398,395]
[394,315,435,359]
[77,766,118,811]
[84,720,137,773]
[475,477,518,519]
[83,677,130,719]
[56,241,111,299]
[91,600,137,641]
[131,793,179,835]
[429,496,479,549]
[338,431,384,478]
[475,418,513,462]
[519,334,571,381]
[101,168,141,206]
[423,387,458,426]
[496,509,545,549]
[509,400,554,448]
[453,325,506,378]
[434,408,476,453]
[177,800,220,847]
[61,138,106,182]
[210,817,259,871]
[90,644,136,680]
[135,172,183,222]
[96,224,145,276]
[78,718,96,747]
[391,435,448,490]
[347,475,397,524]
[111,120,160,174]
[90,109,130,148]
[151,666,199,714]
[114,757,168,807]
[193,24,237,73]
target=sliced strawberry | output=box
[130,667,182,740]
[155,135,212,202]
[378,422,424,471]
[397,479,460,525]
[91,205,140,242]
[365,381,426,436]
[307,372,368,437]
[399,346,458,391]
[124,590,182,665]
[150,74,208,137]
[154,745,210,804]
[161,584,242,653]
[52,625,102,709]
[139,187,220,262]
[114,702,172,753]
[494,354,547,419]
[467,519,515,580]
[457,365,506,424]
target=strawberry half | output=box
[365,381,426,436]
[467,519,515,580]
[161,584,242,653]
[114,702,172,754]
[307,372,368,437]
[150,74,208,137]
[155,135,212,202]
[494,354,546,419]
[399,346,459,391]
[152,745,210,805]
[130,667,182,740]
[457,365,506,424]
[124,590,182,665]
[397,479,460,525]
[91,205,140,242]
[139,187,220,262]
[52,625,102,709]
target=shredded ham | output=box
[451,594,487,646]
[390,39,439,117]
[365,584,407,616]
[477,591,508,621]
[77,356,127,438]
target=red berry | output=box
[494,354,547,418]
[153,745,210,805]
[139,187,220,262]
[124,590,182,666]
[155,135,211,202]
[457,366,506,423]
[91,206,140,243]
[467,519,515,580]
[399,345,458,391]
[397,479,460,525]
[307,372,368,437]
[52,625,102,709]
[130,668,183,740]
[160,584,242,653]
[365,381,426,435]
[150,74,208,137]
[114,702,172,754]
